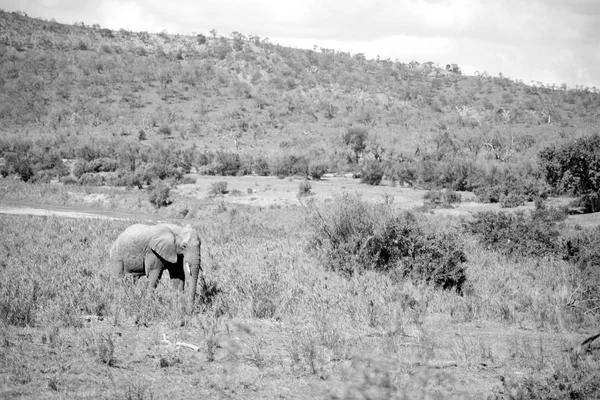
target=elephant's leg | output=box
[145,253,164,289]
[110,259,125,279]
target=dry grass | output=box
[0,192,599,398]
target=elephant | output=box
[109,223,206,311]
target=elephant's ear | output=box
[149,231,178,263]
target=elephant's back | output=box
[111,224,153,261]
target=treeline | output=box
[2,129,599,210]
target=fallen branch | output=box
[575,331,600,354]
[161,333,201,352]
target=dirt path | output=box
[0,201,164,221]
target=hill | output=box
[0,9,599,201]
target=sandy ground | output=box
[0,175,599,227]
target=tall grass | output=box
[0,198,598,398]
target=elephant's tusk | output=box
[184,262,191,277]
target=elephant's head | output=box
[151,224,204,311]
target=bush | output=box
[158,125,172,136]
[463,209,563,258]
[500,192,527,208]
[148,181,172,208]
[562,225,600,309]
[298,180,313,197]
[107,171,143,188]
[308,161,328,180]
[253,155,270,176]
[4,153,33,182]
[79,173,105,186]
[60,176,78,185]
[270,154,309,177]
[539,133,600,199]
[490,368,600,400]
[209,181,228,195]
[361,160,384,185]
[207,151,241,176]
[343,126,368,163]
[424,190,462,207]
[304,194,467,292]
[87,158,118,173]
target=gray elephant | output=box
[109,223,206,311]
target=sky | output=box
[3,0,599,89]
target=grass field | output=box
[1,180,599,399]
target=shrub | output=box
[444,190,462,203]
[500,192,527,208]
[463,210,563,258]
[304,194,467,292]
[181,175,196,184]
[158,125,172,136]
[539,133,600,201]
[210,181,228,195]
[87,158,118,173]
[490,367,600,400]
[207,151,241,176]
[423,190,461,208]
[270,154,309,177]
[253,155,270,176]
[60,176,78,185]
[562,225,600,309]
[343,126,368,163]
[107,171,143,188]
[361,160,384,185]
[73,159,87,178]
[148,181,172,208]
[298,180,313,197]
[308,161,328,180]
[79,173,105,186]
[4,152,33,182]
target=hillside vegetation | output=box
[1,9,599,206]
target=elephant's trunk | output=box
[185,249,202,312]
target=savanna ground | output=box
[1,176,600,400]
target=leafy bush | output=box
[270,154,309,177]
[490,368,600,400]
[253,155,270,176]
[424,190,462,207]
[210,181,228,195]
[304,194,467,292]
[205,151,241,176]
[539,133,600,201]
[308,160,328,180]
[361,160,384,185]
[148,181,172,208]
[87,158,118,173]
[298,180,313,197]
[60,176,78,185]
[106,171,143,188]
[158,125,172,136]
[343,126,368,163]
[3,152,34,182]
[78,173,105,186]
[562,225,600,309]
[500,192,527,208]
[463,208,565,258]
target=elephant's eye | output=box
[181,243,187,249]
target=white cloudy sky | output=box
[3,0,599,88]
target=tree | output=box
[539,133,600,212]
[343,126,368,164]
